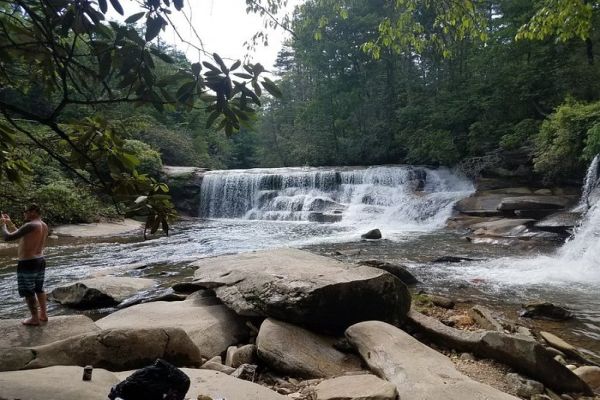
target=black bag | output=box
[108,359,190,400]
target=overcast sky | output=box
[114,0,302,72]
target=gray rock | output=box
[230,363,257,381]
[192,249,411,332]
[505,373,544,397]
[573,366,600,391]
[1,328,202,372]
[51,276,156,308]
[470,219,535,237]
[407,310,593,395]
[315,374,398,400]
[181,369,287,400]
[201,356,235,375]
[96,294,248,358]
[454,194,505,216]
[534,212,581,232]
[357,259,419,285]
[171,282,205,294]
[226,344,256,368]
[256,319,363,379]
[308,212,343,223]
[345,321,519,400]
[361,229,382,239]
[469,305,504,331]
[0,366,120,400]
[520,303,573,321]
[0,315,99,348]
[497,196,576,211]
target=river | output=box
[0,164,598,361]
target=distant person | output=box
[1,204,49,326]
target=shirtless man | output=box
[1,204,49,326]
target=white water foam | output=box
[199,165,474,238]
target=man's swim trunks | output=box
[17,258,46,297]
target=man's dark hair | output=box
[25,204,41,214]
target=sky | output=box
[113,0,302,72]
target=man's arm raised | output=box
[1,221,34,242]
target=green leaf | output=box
[150,48,174,63]
[145,16,164,42]
[125,12,145,24]
[202,62,221,73]
[206,110,220,128]
[233,72,253,79]
[191,62,202,76]
[109,0,124,15]
[261,77,282,98]
[230,60,241,71]
[173,0,183,10]
[213,53,228,73]
[98,0,108,13]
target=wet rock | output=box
[357,259,419,285]
[531,395,553,400]
[470,219,535,237]
[469,305,504,331]
[505,373,544,397]
[314,374,398,400]
[2,328,201,372]
[520,303,574,321]
[534,189,553,195]
[162,166,205,216]
[497,196,576,212]
[51,276,156,308]
[407,310,593,395]
[308,198,344,212]
[308,212,343,223]
[345,321,519,400]
[192,249,411,333]
[534,212,581,233]
[433,256,476,263]
[96,293,248,358]
[361,229,382,240]
[514,209,562,219]
[0,315,99,348]
[573,366,600,391]
[0,366,120,400]
[256,319,363,378]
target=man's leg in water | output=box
[37,292,47,322]
[22,296,40,326]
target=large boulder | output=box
[0,328,202,372]
[192,248,411,332]
[0,315,99,348]
[0,366,120,400]
[357,260,419,285]
[345,321,519,400]
[96,293,248,358]
[162,166,206,216]
[256,319,362,378]
[407,310,593,395]
[497,196,577,212]
[314,374,398,400]
[51,276,156,308]
[454,194,505,216]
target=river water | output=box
[0,164,598,361]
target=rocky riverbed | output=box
[1,248,599,400]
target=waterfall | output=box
[577,154,600,211]
[199,165,474,232]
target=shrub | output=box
[123,139,163,178]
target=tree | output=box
[0,0,282,233]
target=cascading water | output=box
[577,154,600,211]
[199,165,474,235]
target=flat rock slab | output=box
[51,276,157,308]
[498,196,576,211]
[116,368,286,400]
[96,295,248,358]
[0,315,99,348]
[256,318,363,378]
[192,248,410,332]
[454,194,506,216]
[534,212,581,231]
[315,374,398,400]
[0,366,120,400]
[470,218,535,237]
[345,321,519,400]
[0,327,201,372]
